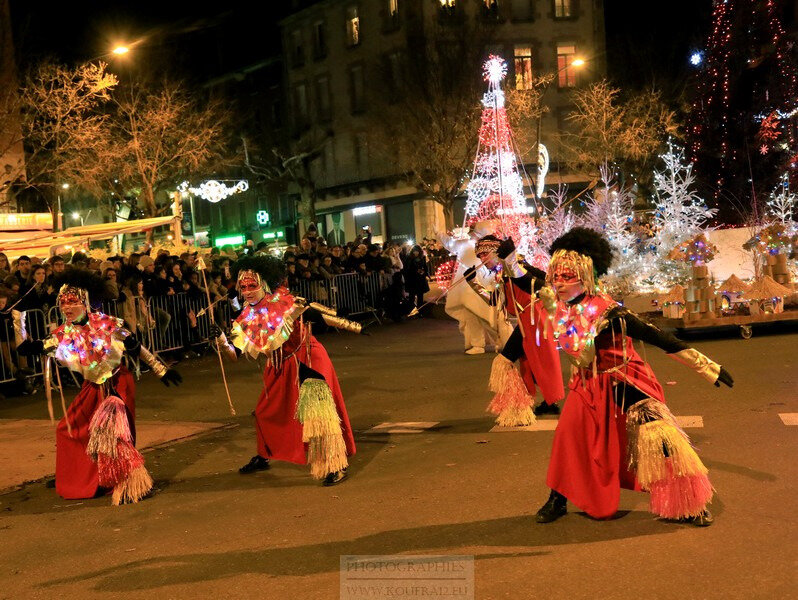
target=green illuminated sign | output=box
[262,229,285,240]
[214,234,245,247]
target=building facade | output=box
[280,0,606,246]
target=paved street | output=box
[1,316,796,599]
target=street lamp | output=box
[112,45,130,55]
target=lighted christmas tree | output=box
[653,140,716,251]
[767,173,796,232]
[464,55,535,254]
[582,164,645,295]
[688,0,798,222]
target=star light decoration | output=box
[178,180,249,203]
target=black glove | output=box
[160,368,183,387]
[209,323,223,339]
[497,237,515,260]
[16,339,44,356]
[715,366,733,388]
[123,334,141,356]
[463,267,477,282]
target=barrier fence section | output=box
[0,273,390,387]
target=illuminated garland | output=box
[178,180,249,203]
[432,258,457,291]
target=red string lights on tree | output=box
[464,55,536,255]
[688,0,798,218]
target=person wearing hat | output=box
[15,268,182,505]
[533,227,733,526]
[465,232,564,426]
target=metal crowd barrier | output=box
[0,274,388,388]
[289,272,388,322]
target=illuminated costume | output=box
[468,235,564,426]
[438,229,512,355]
[15,269,181,505]
[212,256,357,485]
[535,228,733,525]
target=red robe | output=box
[545,295,666,518]
[253,325,356,465]
[503,279,564,404]
[55,366,136,499]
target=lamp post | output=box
[71,209,91,227]
[533,57,586,201]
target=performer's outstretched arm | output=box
[609,308,734,388]
[120,330,183,386]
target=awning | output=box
[0,215,178,258]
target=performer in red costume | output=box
[467,235,564,426]
[210,256,357,486]
[535,228,733,526]
[16,269,182,505]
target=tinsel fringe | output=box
[307,435,349,479]
[296,379,348,479]
[649,467,713,519]
[87,396,132,461]
[112,464,153,506]
[486,355,535,426]
[627,399,713,519]
[97,441,145,488]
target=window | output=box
[346,6,360,46]
[514,45,533,90]
[482,0,499,17]
[388,51,404,91]
[556,44,577,88]
[440,0,456,7]
[316,76,332,121]
[313,21,327,59]
[290,30,304,67]
[384,0,400,30]
[554,0,573,18]
[349,65,365,113]
[389,0,399,17]
[510,0,533,20]
[294,83,309,128]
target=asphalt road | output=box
[0,315,796,599]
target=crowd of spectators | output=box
[0,226,456,389]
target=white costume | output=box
[439,232,513,353]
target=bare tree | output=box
[242,125,331,228]
[110,80,232,229]
[369,22,497,228]
[559,81,680,192]
[13,62,117,209]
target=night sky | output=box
[8,0,290,82]
[9,0,715,96]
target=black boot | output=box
[239,455,270,474]
[534,402,561,416]
[536,490,567,523]
[683,509,713,527]
[322,468,348,486]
